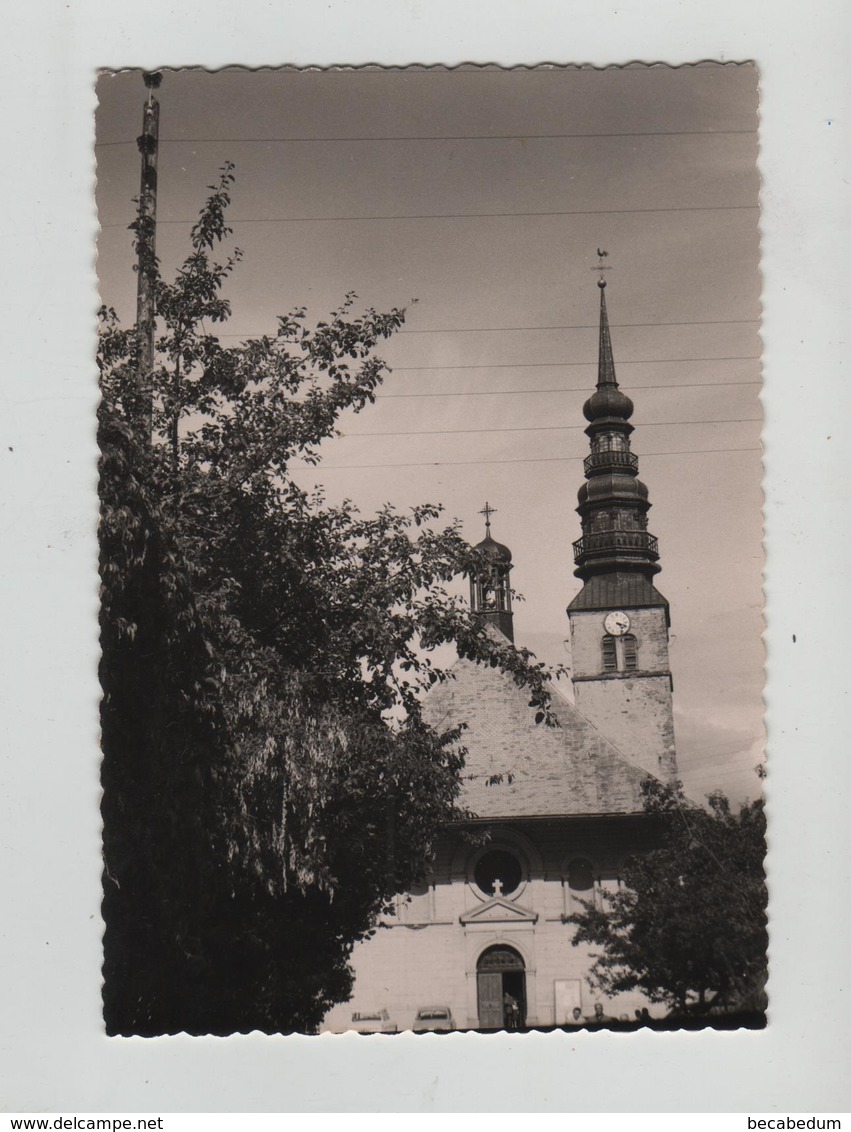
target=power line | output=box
[343,418,761,439]
[389,355,758,372]
[377,379,761,399]
[203,318,761,338]
[397,319,760,334]
[290,446,760,472]
[95,128,757,147]
[99,203,758,228]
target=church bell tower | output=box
[567,268,677,781]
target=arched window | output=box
[623,634,638,670]
[595,430,626,454]
[567,858,594,893]
[473,567,509,613]
[477,575,495,610]
[567,858,597,913]
[601,635,617,671]
[399,880,431,923]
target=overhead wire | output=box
[342,418,761,439]
[99,203,758,228]
[387,356,758,371]
[396,319,760,333]
[204,318,760,338]
[376,380,760,399]
[95,127,757,147]
[289,446,761,472]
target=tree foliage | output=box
[568,779,768,1018]
[99,165,560,1034]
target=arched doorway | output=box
[476,944,526,1030]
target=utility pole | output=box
[134,71,162,439]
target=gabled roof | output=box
[459,896,538,925]
[424,644,657,820]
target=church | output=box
[321,276,679,1032]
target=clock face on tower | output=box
[603,610,631,636]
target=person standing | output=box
[503,991,520,1029]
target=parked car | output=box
[351,1008,398,1034]
[413,1006,455,1032]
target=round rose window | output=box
[474,849,522,897]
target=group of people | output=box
[568,1004,608,1025]
[567,1004,653,1026]
[503,995,653,1029]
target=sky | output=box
[96,64,763,804]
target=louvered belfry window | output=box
[602,633,639,672]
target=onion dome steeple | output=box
[568,267,669,615]
[469,502,514,642]
[583,279,635,425]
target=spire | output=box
[569,267,666,602]
[597,279,618,389]
[583,271,634,426]
[469,505,514,642]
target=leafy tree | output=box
[99,165,560,1035]
[568,779,768,1018]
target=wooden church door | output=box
[477,972,503,1029]
[476,944,526,1029]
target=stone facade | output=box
[321,813,660,1032]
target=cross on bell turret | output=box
[480,501,497,533]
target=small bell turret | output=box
[469,502,514,642]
